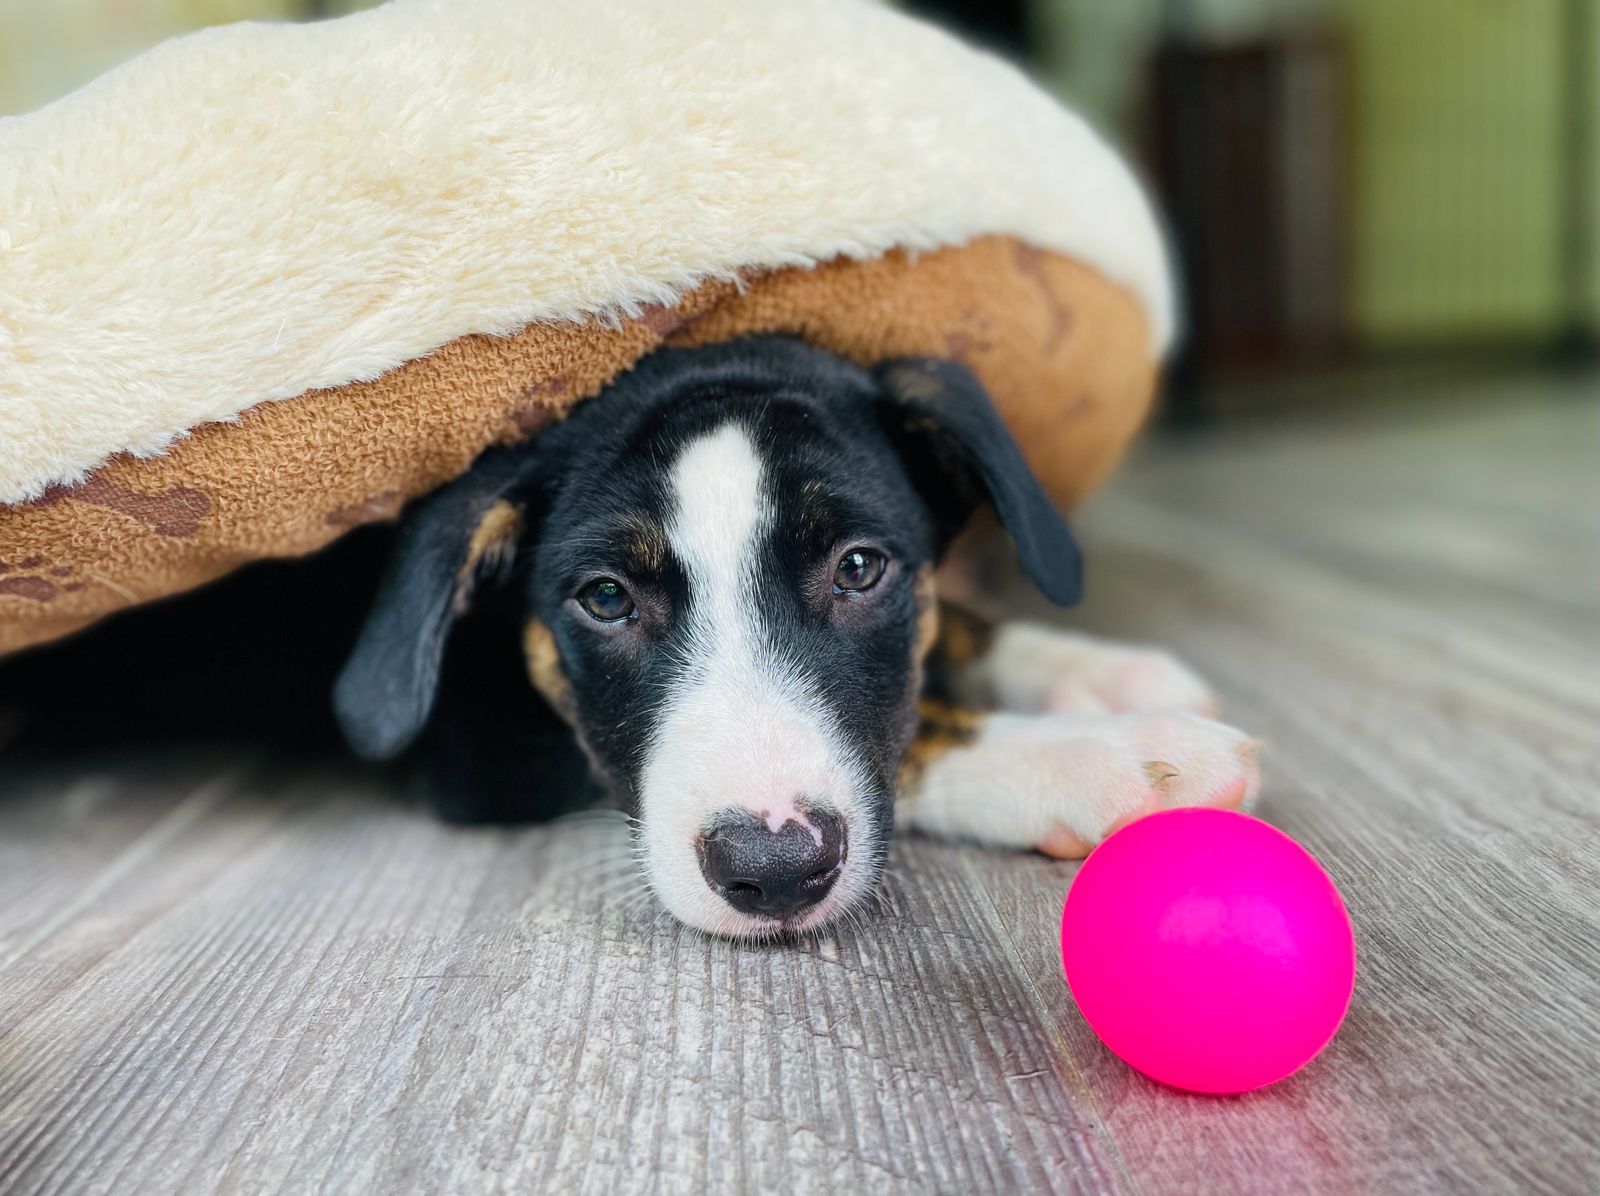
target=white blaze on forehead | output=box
[639,420,878,937]
[668,422,766,635]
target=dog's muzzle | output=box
[696,807,845,920]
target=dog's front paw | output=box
[1027,711,1261,858]
[971,624,1219,717]
[901,710,1260,859]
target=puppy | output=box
[334,336,1258,937]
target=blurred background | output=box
[2,0,1596,419]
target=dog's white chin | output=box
[653,889,858,941]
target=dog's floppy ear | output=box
[333,450,539,760]
[874,358,1082,606]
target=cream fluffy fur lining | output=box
[0,0,1171,505]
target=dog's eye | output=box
[577,578,636,622]
[834,549,886,593]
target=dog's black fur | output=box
[334,336,1080,829]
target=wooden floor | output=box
[2,375,1597,1195]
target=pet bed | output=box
[0,0,1172,655]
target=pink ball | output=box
[1060,808,1355,1094]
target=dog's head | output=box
[334,337,1078,936]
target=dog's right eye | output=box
[834,549,886,593]
[577,578,636,622]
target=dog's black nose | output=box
[698,808,845,919]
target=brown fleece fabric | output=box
[0,237,1157,656]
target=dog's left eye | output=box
[577,578,636,622]
[834,549,886,593]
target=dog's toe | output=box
[1028,712,1261,857]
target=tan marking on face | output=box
[934,598,992,671]
[896,698,987,793]
[913,567,940,664]
[892,566,943,772]
[523,618,576,725]
[453,500,522,614]
[933,599,996,670]
[617,515,668,576]
[466,501,522,572]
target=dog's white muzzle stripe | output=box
[638,422,877,936]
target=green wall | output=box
[0,0,304,116]
[1347,0,1591,344]
[1034,0,1599,348]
